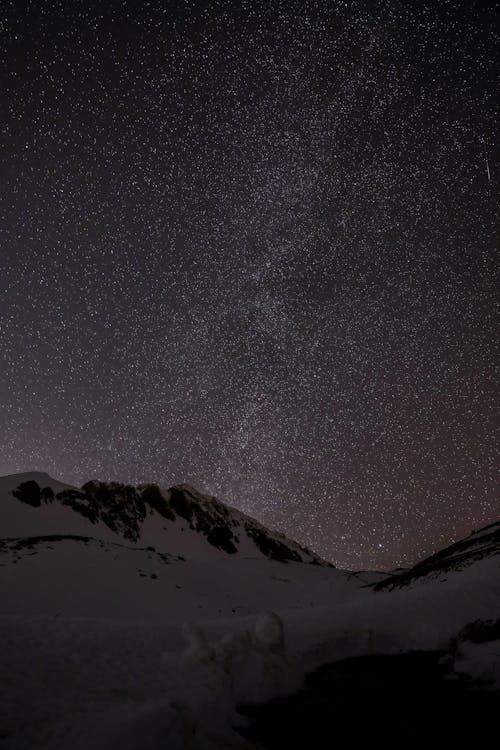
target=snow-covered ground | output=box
[1,472,499,748]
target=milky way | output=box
[1,0,498,569]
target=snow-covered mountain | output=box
[373,520,500,590]
[1,472,363,624]
[1,471,324,563]
[1,471,499,749]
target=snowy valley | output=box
[1,472,499,748]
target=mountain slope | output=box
[1,472,367,623]
[373,520,500,590]
[1,472,325,564]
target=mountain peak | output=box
[2,472,328,566]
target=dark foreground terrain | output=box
[237,651,499,748]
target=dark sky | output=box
[1,0,498,569]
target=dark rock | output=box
[245,524,302,562]
[12,481,41,507]
[140,484,175,521]
[169,488,193,522]
[207,525,238,554]
[41,486,54,503]
[456,618,500,645]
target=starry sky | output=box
[1,0,498,570]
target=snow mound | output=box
[79,613,299,750]
[175,611,300,706]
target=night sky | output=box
[1,1,498,570]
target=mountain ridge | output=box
[1,471,328,566]
[373,519,500,590]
